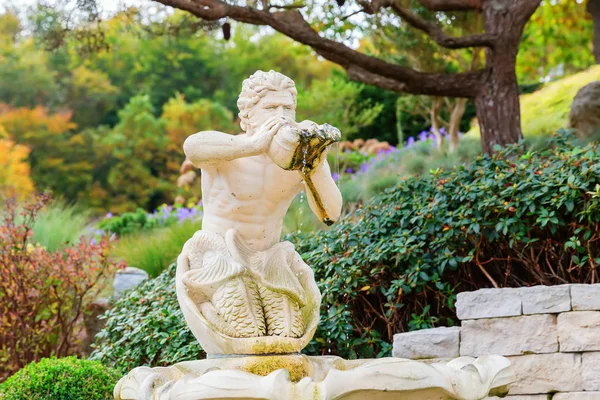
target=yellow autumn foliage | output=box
[0,137,34,199]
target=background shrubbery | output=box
[0,357,119,400]
[0,194,123,380]
[93,133,600,364]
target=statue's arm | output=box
[303,159,342,225]
[184,118,284,167]
[183,131,256,168]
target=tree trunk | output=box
[475,71,522,154]
[475,0,536,154]
[448,98,467,152]
[589,0,600,64]
[430,97,445,149]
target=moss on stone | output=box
[242,355,311,382]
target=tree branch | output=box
[155,0,486,97]
[418,0,482,11]
[388,0,496,49]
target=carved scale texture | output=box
[259,285,304,338]
[212,276,266,338]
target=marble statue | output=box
[115,70,514,400]
[178,70,341,355]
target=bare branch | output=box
[341,8,366,20]
[153,0,486,97]
[388,0,496,49]
[418,0,482,11]
[269,3,306,9]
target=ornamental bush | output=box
[93,133,600,365]
[0,194,123,381]
[0,357,119,400]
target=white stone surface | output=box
[177,70,343,355]
[456,288,522,320]
[113,267,148,298]
[583,352,600,391]
[114,354,514,400]
[553,393,600,400]
[507,353,582,395]
[460,314,558,356]
[392,326,460,359]
[520,285,571,315]
[571,284,600,311]
[558,311,600,352]
[486,396,549,400]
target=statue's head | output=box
[237,70,297,133]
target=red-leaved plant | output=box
[0,194,124,381]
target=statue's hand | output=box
[251,117,286,154]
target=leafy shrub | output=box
[111,219,201,277]
[97,208,163,237]
[295,133,600,358]
[93,134,600,364]
[90,264,203,373]
[0,357,119,399]
[0,194,123,380]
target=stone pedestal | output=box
[115,354,513,400]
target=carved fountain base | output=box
[114,354,513,400]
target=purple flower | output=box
[440,127,446,135]
[105,212,113,219]
[406,137,415,147]
[360,163,369,173]
[332,172,340,182]
[346,167,353,174]
[418,131,428,142]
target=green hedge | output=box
[93,133,600,366]
[0,357,119,400]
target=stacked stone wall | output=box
[392,284,600,399]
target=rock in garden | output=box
[569,81,600,138]
[113,267,149,298]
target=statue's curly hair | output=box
[237,70,297,132]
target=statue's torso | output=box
[200,154,303,250]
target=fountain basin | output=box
[114,354,513,400]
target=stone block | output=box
[519,285,571,315]
[456,288,522,320]
[571,284,600,311]
[507,353,582,395]
[460,314,558,357]
[553,393,600,400]
[392,326,460,359]
[583,352,600,391]
[486,396,550,400]
[558,311,600,352]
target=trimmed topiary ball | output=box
[0,357,120,400]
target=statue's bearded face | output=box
[247,91,296,133]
